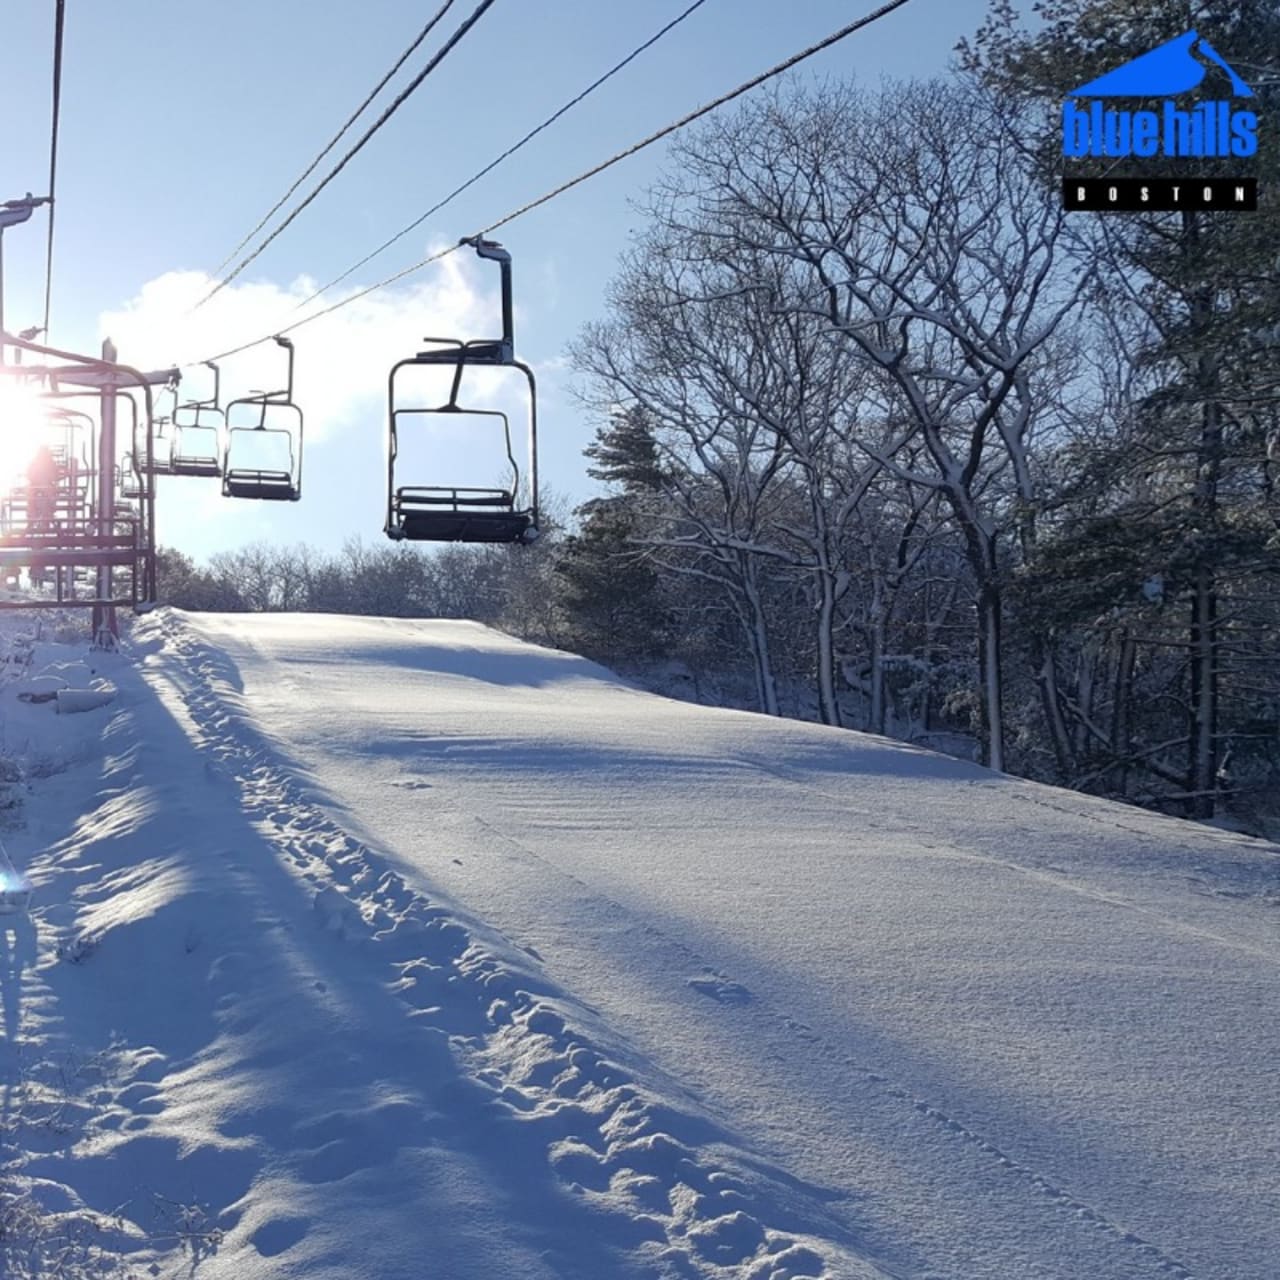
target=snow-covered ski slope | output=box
[7,608,1280,1280]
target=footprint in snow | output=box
[688,975,752,1005]
[251,1215,309,1257]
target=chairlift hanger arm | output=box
[453,237,515,364]
[202,360,220,409]
[275,336,294,402]
[232,336,297,409]
[179,361,220,412]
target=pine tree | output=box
[964,0,1280,817]
[554,408,672,665]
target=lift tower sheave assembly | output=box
[386,237,539,545]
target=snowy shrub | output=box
[0,1191,143,1280]
[150,1194,225,1259]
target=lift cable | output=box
[193,0,498,311]
[193,0,913,366]
[208,0,460,281]
[293,0,714,313]
[42,0,67,340]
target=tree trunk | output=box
[741,559,779,716]
[815,570,841,727]
[868,596,887,736]
[977,580,1004,772]
[1185,247,1223,821]
[1187,566,1218,818]
[1033,637,1073,782]
[1111,629,1137,796]
[957,514,1004,772]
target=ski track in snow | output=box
[8,610,1277,1278]
[379,753,1200,1280]
[163,610,1274,1280]
[144,610,885,1279]
[740,751,1280,967]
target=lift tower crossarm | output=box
[0,193,51,230]
[52,366,178,390]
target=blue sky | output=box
[1,0,991,561]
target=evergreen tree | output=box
[554,408,671,665]
[964,0,1280,817]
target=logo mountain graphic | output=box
[1071,30,1253,98]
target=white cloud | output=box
[98,247,498,446]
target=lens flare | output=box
[0,378,52,487]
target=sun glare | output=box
[0,378,55,487]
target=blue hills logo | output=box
[1063,30,1258,159]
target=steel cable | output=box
[196,0,914,365]
[292,0,714,313]
[42,0,66,340]
[194,0,499,310]
[207,0,460,281]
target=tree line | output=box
[161,0,1279,833]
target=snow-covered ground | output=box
[3,608,1278,1279]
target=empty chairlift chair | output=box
[105,392,148,503]
[119,453,145,501]
[140,383,178,477]
[222,337,303,502]
[170,361,224,478]
[141,419,175,477]
[386,238,538,545]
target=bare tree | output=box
[655,80,1087,768]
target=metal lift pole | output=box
[94,337,117,643]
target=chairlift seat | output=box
[223,469,299,501]
[390,487,536,544]
[169,455,222,478]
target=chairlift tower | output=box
[48,343,177,641]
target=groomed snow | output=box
[3,608,1278,1279]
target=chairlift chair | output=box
[42,405,96,524]
[222,337,303,501]
[385,238,538,545]
[137,383,176,477]
[120,453,145,500]
[170,361,224,478]
[144,417,175,476]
